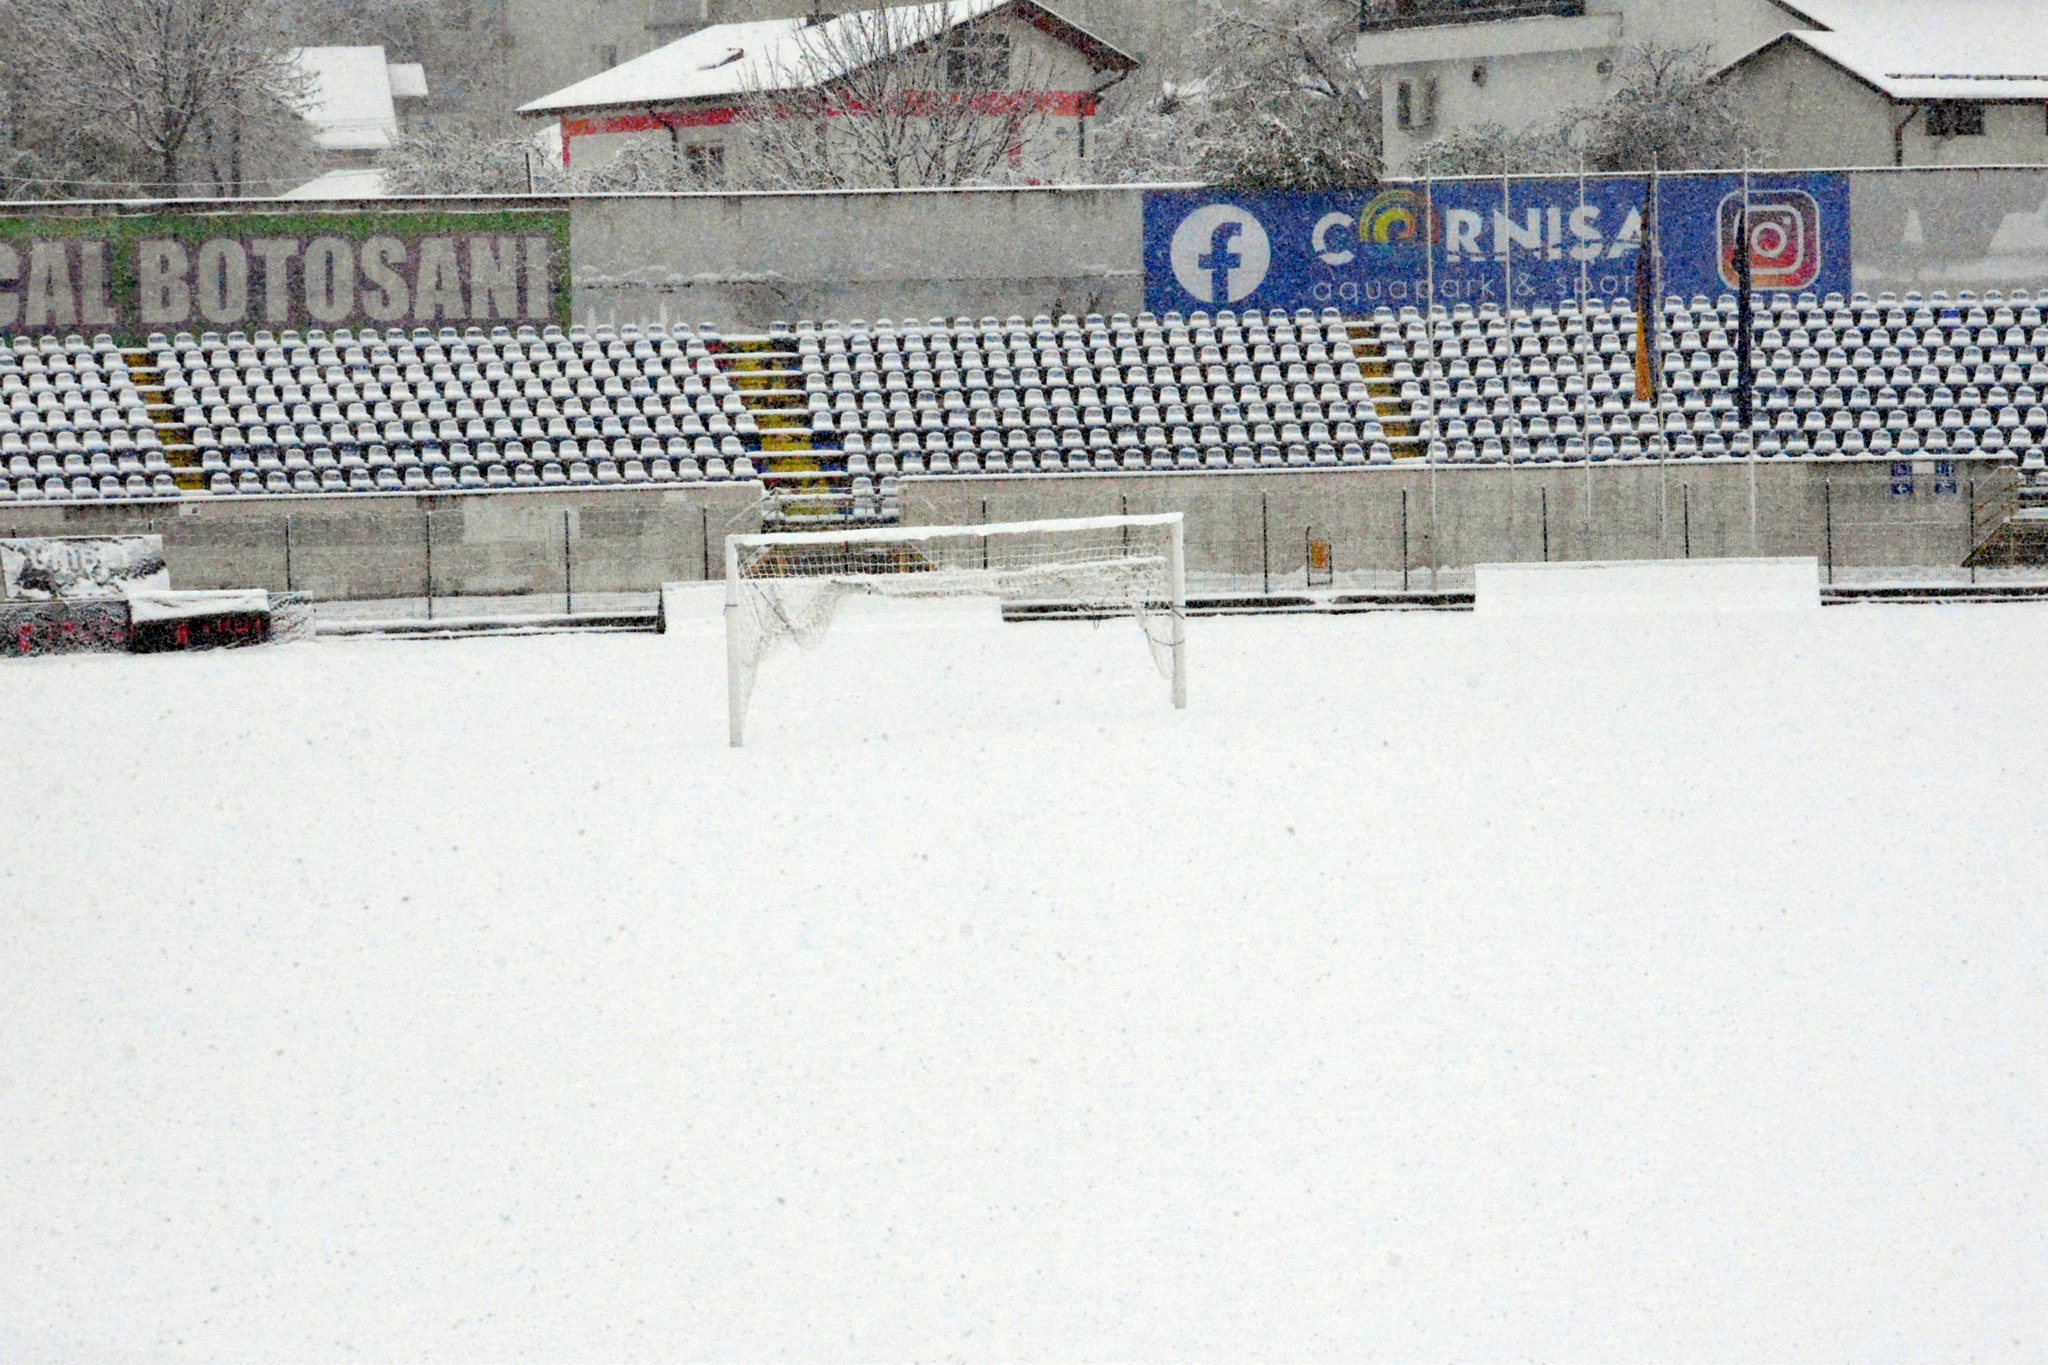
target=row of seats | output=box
[4,291,2047,506]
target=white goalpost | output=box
[724,513,1188,747]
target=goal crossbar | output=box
[724,514,1187,747]
[729,512,1190,551]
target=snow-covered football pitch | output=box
[4,593,2047,1362]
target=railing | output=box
[1360,0,1587,32]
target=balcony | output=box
[1357,0,1619,68]
[1361,0,1587,32]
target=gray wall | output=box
[1851,168,2048,297]
[0,461,1997,606]
[0,485,764,601]
[569,188,1152,333]
[902,457,2002,585]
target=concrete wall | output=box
[0,484,764,601]
[0,462,1997,607]
[569,186,1149,332]
[901,456,2003,585]
[1851,167,2048,296]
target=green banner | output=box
[0,209,572,343]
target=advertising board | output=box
[1144,173,1851,316]
[0,209,571,342]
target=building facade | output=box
[519,0,1137,183]
[1721,4,2048,170]
[1360,0,1802,174]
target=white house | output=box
[1721,0,2048,168]
[1363,0,2048,175]
[1359,0,1804,174]
[517,0,1137,182]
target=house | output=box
[283,46,429,197]
[1362,0,2048,175]
[1720,0,2048,168]
[1358,0,1803,174]
[294,47,429,163]
[517,0,1138,183]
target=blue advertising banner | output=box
[1143,173,1851,316]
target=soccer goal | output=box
[724,513,1187,747]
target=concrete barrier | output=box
[901,456,2005,587]
[0,484,765,601]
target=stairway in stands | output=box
[1341,321,1424,454]
[719,336,863,527]
[124,349,207,491]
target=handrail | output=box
[1362,0,1586,33]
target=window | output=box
[1926,101,1986,138]
[945,30,1011,89]
[1395,78,1439,132]
[684,144,725,183]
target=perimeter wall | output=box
[0,457,1988,604]
[4,164,2048,338]
[904,457,2001,587]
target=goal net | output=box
[725,514,1187,746]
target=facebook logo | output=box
[1168,204,1272,305]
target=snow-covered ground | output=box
[4,595,2046,1362]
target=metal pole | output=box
[1260,493,1270,594]
[1501,152,1513,310]
[1168,515,1188,711]
[725,534,745,747]
[564,509,574,615]
[1743,157,1760,556]
[1580,151,1594,553]
[1541,487,1549,562]
[1305,524,1312,588]
[1653,155,1668,557]
[1401,489,1410,591]
[701,505,710,580]
[1969,477,1977,584]
[283,514,293,592]
[1683,483,1691,558]
[423,507,433,621]
[1824,478,1834,585]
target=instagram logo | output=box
[1719,189,1822,291]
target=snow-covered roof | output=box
[518,0,1135,117]
[1733,1,2048,101]
[295,47,401,151]
[278,167,390,200]
[388,63,429,100]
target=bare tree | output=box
[1411,120,1579,179]
[1573,44,1753,173]
[30,0,310,195]
[1092,0,1378,190]
[382,117,547,196]
[732,2,1056,191]
[1419,45,1755,177]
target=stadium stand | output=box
[3,287,2046,525]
